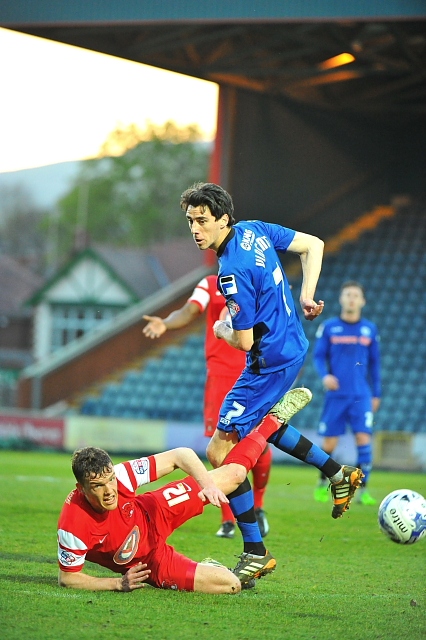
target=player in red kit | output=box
[58,447,246,593]
[58,388,311,591]
[143,274,272,538]
[58,446,249,593]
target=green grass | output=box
[0,451,425,640]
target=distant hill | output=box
[0,160,81,215]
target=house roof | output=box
[26,237,205,306]
[0,254,43,316]
[95,237,206,297]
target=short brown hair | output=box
[180,182,236,225]
[72,447,113,484]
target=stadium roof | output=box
[1,2,425,119]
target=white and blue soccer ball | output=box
[378,489,426,544]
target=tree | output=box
[52,121,211,256]
[0,184,49,273]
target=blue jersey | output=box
[217,220,309,374]
[313,317,381,397]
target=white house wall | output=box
[45,258,134,304]
[33,302,53,360]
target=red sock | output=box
[252,445,272,509]
[254,414,281,440]
[223,431,267,472]
[220,502,235,523]
[252,413,282,440]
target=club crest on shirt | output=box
[113,525,140,565]
[121,502,134,519]
[227,299,240,318]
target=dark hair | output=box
[72,447,113,484]
[180,182,236,225]
[340,280,365,296]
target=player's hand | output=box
[213,320,230,339]
[120,563,151,591]
[198,484,229,508]
[142,315,167,339]
[323,374,339,391]
[300,298,324,321]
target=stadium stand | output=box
[80,333,206,423]
[79,201,426,434]
[290,200,426,436]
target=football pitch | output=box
[0,450,425,640]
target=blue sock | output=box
[357,443,372,486]
[228,478,265,554]
[268,423,341,477]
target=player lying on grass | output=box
[58,444,248,594]
[57,388,310,594]
[58,391,363,593]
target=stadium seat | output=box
[81,396,99,415]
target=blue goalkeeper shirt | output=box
[216,220,309,374]
[313,317,381,397]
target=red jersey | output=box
[58,456,159,574]
[188,275,246,375]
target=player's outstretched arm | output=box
[58,563,151,591]
[143,301,200,339]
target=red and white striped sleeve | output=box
[57,490,89,572]
[115,456,157,491]
[57,528,88,572]
[187,277,210,313]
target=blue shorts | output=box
[218,357,305,440]
[318,395,374,437]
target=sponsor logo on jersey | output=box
[131,458,149,475]
[219,275,238,296]
[330,335,372,346]
[113,525,140,565]
[227,299,240,318]
[60,550,77,566]
[240,228,255,251]
[254,235,271,268]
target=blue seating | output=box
[81,396,99,415]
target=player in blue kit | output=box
[180,183,364,584]
[313,281,381,505]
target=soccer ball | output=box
[378,489,426,544]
